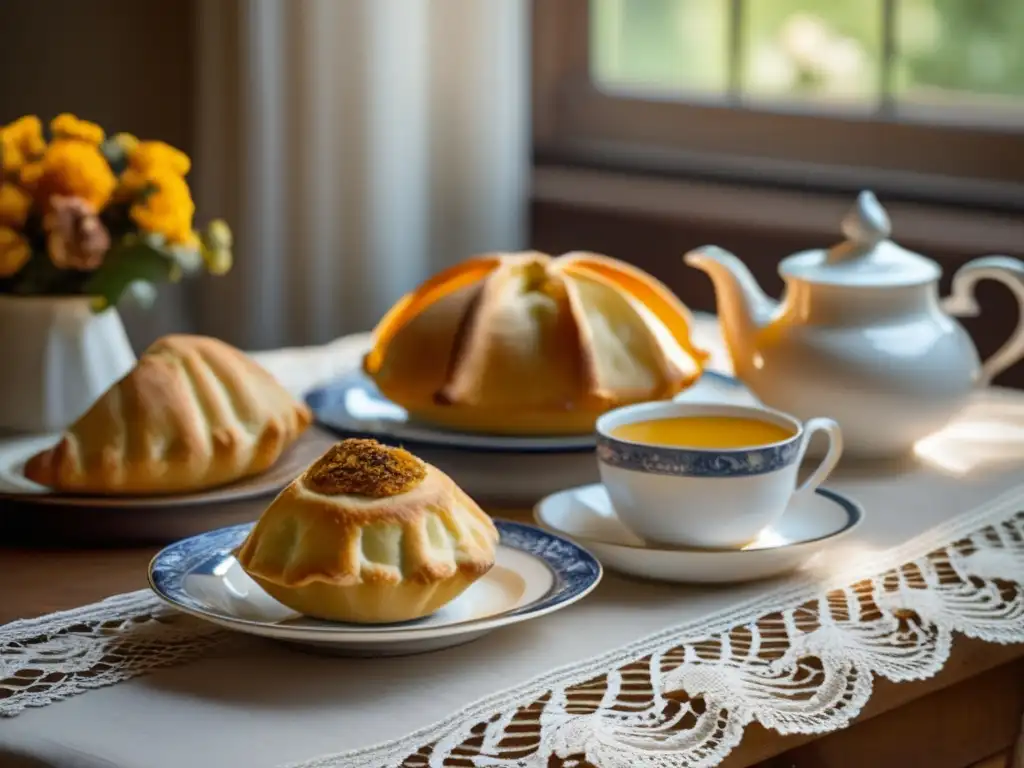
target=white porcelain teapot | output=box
[685,191,1024,458]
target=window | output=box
[533,0,1024,209]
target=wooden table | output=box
[3,504,1022,768]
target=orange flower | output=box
[33,140,117,212]
[0,227,31,277]
[50,114,105,146]
[18,162,44,193]
[130,170,195,244]
[129,141,190,175]
[116,141,191,203]
[1,116,46,175]
[0,184,32,228]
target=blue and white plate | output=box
[305,370,747,454]
[149,520,602,656]
[304,372,594,453]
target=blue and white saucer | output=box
[149,520,602,656]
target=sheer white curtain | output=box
[190,0,528,350]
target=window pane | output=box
[895,0,1024,112]
[590,0,729,94]
[741,0,882,104]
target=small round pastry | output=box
[363,251,708,435]
[235,439,499,624]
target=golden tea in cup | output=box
[610,415,795,450]
[596,402,843,549]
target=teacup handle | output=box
[793,417,844,502]
[942,256,1024,385]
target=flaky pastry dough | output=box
[364,251,708,435]
[236,439,499,624]
[25,334,311,495]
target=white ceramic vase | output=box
[0,296,136,434]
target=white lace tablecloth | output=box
[3,317,1024,768]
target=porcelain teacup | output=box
[595,401,843,549]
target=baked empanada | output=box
[364,251,708,435]
[235,439,499,623]
[25,334,312,495]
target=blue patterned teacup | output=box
[595,402,843,549]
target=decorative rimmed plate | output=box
[305,371,595,453]
[0,428,336,508]
[534,483,863,584]
[305,370,747,454]
[0,429,338,544]
[149,520,603,656]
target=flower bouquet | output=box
[0,113,233,433]
[0,113,231,308]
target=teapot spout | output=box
[684,245,776,367]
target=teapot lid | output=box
[779,191,941,287]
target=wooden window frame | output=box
[532,0,1024,211]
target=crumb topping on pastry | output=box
[305,439,426,498]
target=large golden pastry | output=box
[363,251,708,435]
[25,334,312,495]
[236,439,499,623]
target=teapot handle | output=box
[942,256,1024,385]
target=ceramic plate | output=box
[0,428,336,508]
[149,520,603,656]
[306,370,747,454]
[305,371,594,453]
[534,483,863,584]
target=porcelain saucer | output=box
[534,483,863,584]
[150,520,602,657]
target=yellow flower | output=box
[0,184,31,228]
[50,114,105,146]
[34,140,117,212]
[18,162,44,193]
[129,141,190,176]
[130,170,195,244]
[0,227,31,277]
[116,140,191,203]
[114,168,148,201]
[1,116,45,175]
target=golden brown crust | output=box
[24,334,312,495]
[305,439,426,497]
[558,252,711,367]
[251,573,479,625]
[364,251,706,435]
[432,278,490,407]
[363,255,504,377]
[235,456,499,623]
[435,255,561,407]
